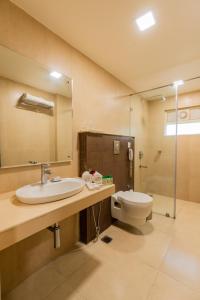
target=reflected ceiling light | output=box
[136,11,156,31]
[173,80,184,87]
[50,71,62,79]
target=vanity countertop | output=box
[0,184,115,251]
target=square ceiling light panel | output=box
[136,11,156,31]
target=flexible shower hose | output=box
[92,202,102,242]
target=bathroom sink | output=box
[16,178,85,204]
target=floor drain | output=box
[101,235,113,244]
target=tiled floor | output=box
[4,199,200,300]
[152,193,186,217]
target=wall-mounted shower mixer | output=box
[139,151,144,160]
[48,223,61,249]
[139,151,148,168]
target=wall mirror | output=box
[0,45,73,168]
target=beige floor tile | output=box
[160,234,200,292]
[47,253,157,300]
[43,279,83,300]
[45,259,102,300]
[150,214,175,235]
[148,272,200,300]
[98,224,172,269]
[84,238,122,264]
[176,198,187,213]
[181,200,200,211]
[152,194,186,217]
[102,258,157,300]
[178,201,200,218]
[173,205,200,237]
[4,264,65,300]
[52,246,92,278]
[6,199,200,300]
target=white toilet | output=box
[111,190,153,226]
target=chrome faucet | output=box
[41,163,51,184]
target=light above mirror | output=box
[50,71,62,79]
[136,11,156,31]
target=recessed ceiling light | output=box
[136,11,156,31]
[50,71,62,79]
[173,80,184,87]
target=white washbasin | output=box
[16,178,85,204]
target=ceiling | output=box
[11,0,200,92]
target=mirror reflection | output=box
[0,45,73,168]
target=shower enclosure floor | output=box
[152,193,186,217]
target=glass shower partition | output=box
[176,78,200,207]
[130,84,177,218]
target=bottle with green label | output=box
[102,175,113,185]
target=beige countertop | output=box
[0,184,115,252]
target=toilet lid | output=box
[118,191,153,206]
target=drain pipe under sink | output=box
[48,223,61,249]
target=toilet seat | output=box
[117,191,153,206]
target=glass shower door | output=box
[130,85,177,218]
[176,78,200,209]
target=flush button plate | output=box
[113,140,120,154]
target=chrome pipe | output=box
[48,223,61,249]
